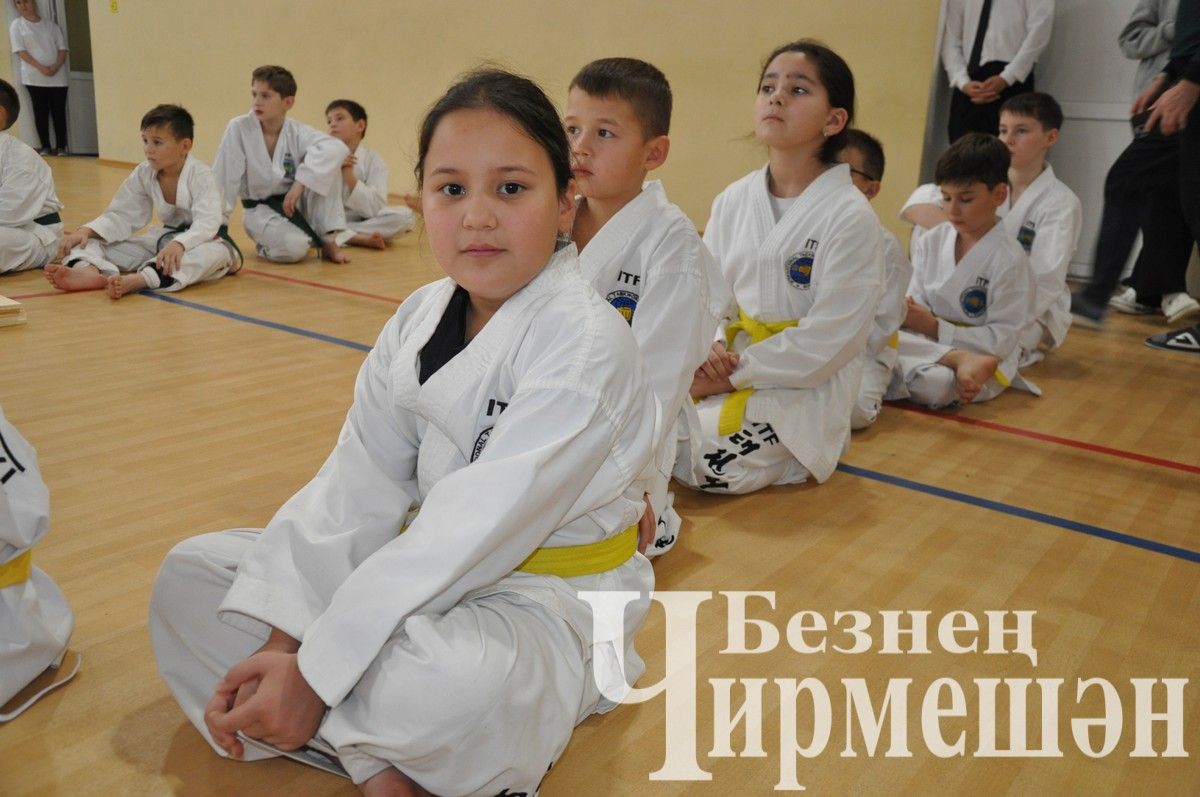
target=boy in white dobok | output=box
[889,133,1036,408]
[566,58,730,556]
[325,99,415,250]
[833,130,913,430]
[901,92,1081,366]
[1,404,80,723]
[45,104,238,299]
[0,79,63,275]
[213,65,351,264]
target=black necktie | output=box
[968,0,994,77]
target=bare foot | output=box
[359,766,432,797]
[44,262,107,292]
[321,237,351,264]
[401,194,422,214]
[941,350,999,403]
[106,273,147,299]
[348,232,388,250]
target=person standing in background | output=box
[943,0,1055,142]
[8,0,68,156]
[1109,0,1198,322]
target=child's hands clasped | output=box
[689,341,739,399]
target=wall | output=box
[86,0,942,236]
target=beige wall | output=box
[87,0,940,236]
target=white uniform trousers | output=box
[66,234,233,291]
[347,207,415,241]
[673,396,809,495]
[150,529,599,796]
[885,332,1006,409]
[1017,319,1051,367]
[851,349,897,431]
[1,566,73,709]
[0,225,59,273]
[243,190,351,264]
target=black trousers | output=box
[24,85,68,153]
[1082,95,1200,306]
[947,62,1034,142]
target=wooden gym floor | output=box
[1,158,1197,796]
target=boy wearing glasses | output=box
[835,130,913,430]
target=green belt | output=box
[157,223,244,268]
[241,194,322,247]
[33,211,62,226]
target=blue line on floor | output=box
[141,291,372,352]
[837,463,1200,564]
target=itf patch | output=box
[785,240,818,289]
[960,285,988,317]
[606,290,638,324]
[283,154,296,180]
[1017,222,1036,253]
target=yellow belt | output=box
[0,550,32,589]
[888,331,899,349]
[717,309,798,436]
[399,520,638,579]
[516,525,638,577]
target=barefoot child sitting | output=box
[46,104,239,298]
[212,65,351,264]
[325,99,415,250]
[887,133,1037,408]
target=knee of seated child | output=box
[909,365,958,408]
[850,400,878,431]
[272,232,312,263]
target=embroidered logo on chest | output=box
[472,397,509,462]
[283,153,296,180]
[1017,222,1036,253]
[606,290,639,324]
[785,239,818,289]
[960,278,990,318]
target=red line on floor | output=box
[240,268,404,304]
[7,289,90,299]
[891,403,1200,475]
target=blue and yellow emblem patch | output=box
[960,286,988,318]
[785,251,814,288]
[1017,222,1036,253]
[606,290,638,324]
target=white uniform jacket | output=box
[217,247,658,709]
[83,154,235,258]
[343,144,395,221]
[211,113,349,223]
[1,406,73,708]
[0,131,63,247]
[907,220,1034,383]
[868,228,914,364]
[999,164,1081,351]
[703,164,884,482]
[578,180,731,514]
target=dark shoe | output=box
[1070,292,1106,329]
[1145,324,1200,354]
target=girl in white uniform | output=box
[674,40,883,495]
[150,70,658,797]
